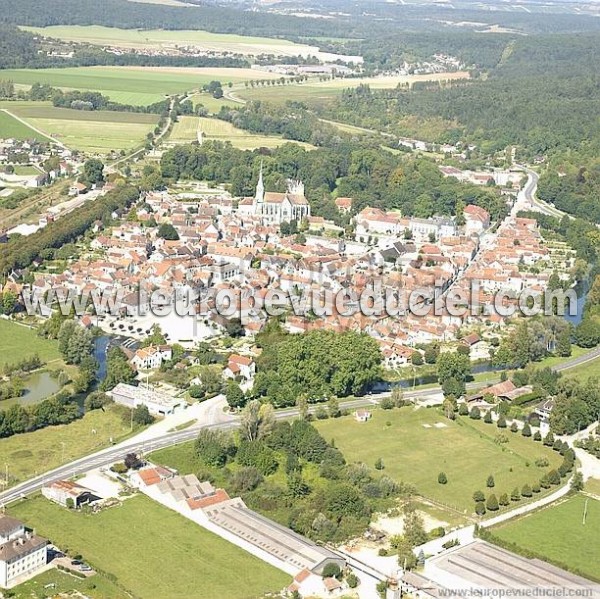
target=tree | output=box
[240,399,275,442]
[100,347,136,391]
[473,490,485,502]
[521,423,532,437]
[511,487,521,501]
[81,158,104,186]
[556,328,572,357]
[327,396,340,418]
[225,380,245,410]
[157,223,179,240]
[510,422,519,433]
[570,470,584,491]
[486,475,495,488]
[58,320,93,365]
[436,351,472,394]
[521,484,532,497]
[497,415,507,428]
[230,466,263,493]
[548,469,561,485]
[141,324,166,347]
[475,501,486,515]
[438,472,447,485]
[486,494,499,511]
[469,407,481,420]
[224,317,244,338]
[195,429,230,467]
[411,352,423,366]
[499,493,509,506]
[533,431,542,441]
[124,452,143,470]
[347,573,359,588]
[321,563,341,579]
[543,432,555,446]
[375,458,384,471]
[484,411,493,424]
[132,404,154,426]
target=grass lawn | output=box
[190,91,240,113]
[9,105,158,153]
[561,353,600,381]
[315,407,563,514]
[12,165,42,176]
[491,494,600,581]
[585,478,600,497]
[169,116,313,150]
[1,65,278,106]
[11,568,123,599]
[10,494,290,599]
[0,320,61,367]
[0,406,141,487]
[0,110,51,141]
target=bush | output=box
[499,493,509,506]
[484,411,493,424]
[347,573,359,588]
[531,482,541,493]
[315,406,329,420]
[510,422,519,433]
[321,563,341,579]
[548,469,561,485]
[533,431,542,442]
[438,472,448,485]
[469,407,481,420]
[375,458,385,471]
[475,501,486,515]
[521,423,532,437]
[458,403,469,416]
[486,494,499,511]
[380,396,395,410]
[511,487,521,501]
[486,475,495,488]
[497,415,507,428]
[473,490,485,502]
[521,484,532,497]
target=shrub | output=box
[499,493,509,506]
[531,482,541,493]
[473,490,485,502]
[315,406,329,420]
[486,494,499,511]
[486,475,495,488]
[321,563,341,579]
[375,458,384,471]
[347,573,359,588]
[497,415,507,428]
[533,431,542,442]
[438,472,448,485]
[521,484,532,497]
[380,396,395,410]
[484,411,493,424]
[458,403,469,416]
[521,423,532,437]
[548,469,561,485]
[511,487,521,501]
[535,457,549,468]
[469,407,481,420]
[475,501,486,515]
[510,422,519,433]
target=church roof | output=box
[264,192,309,206]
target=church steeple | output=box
[255,161,265,204]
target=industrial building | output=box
[109,383,184,416]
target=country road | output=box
[515,163,568,219]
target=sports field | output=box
[170,115,313,150]
[0,66,277,106]
[0,320,61,367]
[315,407,563,513]
[8,104,158,153]
[239,71,470,106]
[10,494,289,599]
[492,495,600,580]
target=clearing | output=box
[315,407,563,514]
[8,104,158,153]
[10,494,290,599]
[491,494,600,581]
[169,115,313,150]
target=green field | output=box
[561,353,600,380]
[0,320,61,367]
[492,495,600,581]
[10,494,289,599]
[1,65,278,106]
[0,406,143,486]
[238,71,470,106]
[315,407,563,513]
[0,110,51,141]
[8,104,158,153]
[169,115,313,150]
[191,91,240,113]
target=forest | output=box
[159,138,507,222]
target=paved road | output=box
[515,164,568,219]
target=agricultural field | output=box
[0,405,142,487]
[10,494,290,599]
[0,109,52,142]
[491,494,600,581]
[238,71,470,106]
[0,320,61,367]
[8,104,158,153]
[21,25,336,59]
[169,115,313,150]
[0,66,277,107]
[315,407,563,514]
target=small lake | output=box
[1,371,61,409]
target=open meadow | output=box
[169,115,313,150]
[238,71,470,106]
[0,320,61,367]
[8,104,158,153]
[315,407,563,514]
[0,405,143,486]
[0,110,52,142]
[10,494,290,599]
[0,66,277,106]
[491,494,600,581]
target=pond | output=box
[1,371,61,409]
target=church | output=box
[238,164,311,225]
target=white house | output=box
[0,516,47,589]
[130,345,173,370]
[224,354,256,380]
